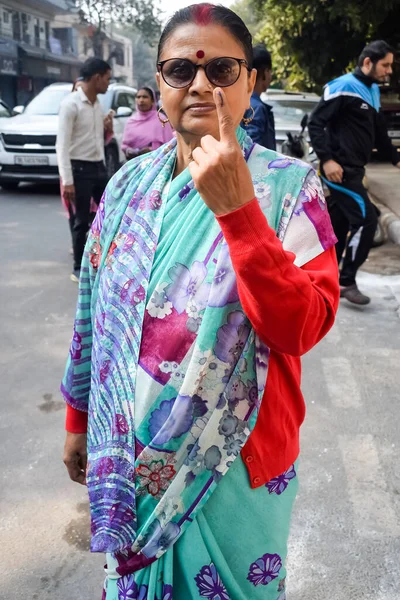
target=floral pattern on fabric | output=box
[155,584,173,600]
[247,553,282,586]
[117,575,149,600]
[136,451,177,499]
[195,563,230,600]
[266,465,296,495]
[62,132,335,565]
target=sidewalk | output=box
[366,163,400,244]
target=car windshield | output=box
[24,88,71,115]
[269,100,318,126]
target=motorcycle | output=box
[281,114,310,161]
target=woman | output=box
[62,5,339,599]
[121,87,174,159]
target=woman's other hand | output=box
[189,88,255,216]
[63,432,87,485]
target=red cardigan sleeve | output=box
[216,198,339,356]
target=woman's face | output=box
[136,89,154,112]
[157,23,256,141]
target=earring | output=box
[157,107,170,128]
[242,106,255,126]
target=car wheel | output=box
[105,145,120,179]
[1,181,19,191]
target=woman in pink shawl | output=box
[122,87,174,159]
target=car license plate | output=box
[15,155,49,166]
[388,130,399,138]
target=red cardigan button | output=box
[253,476,261,485]
[245,455,254,463]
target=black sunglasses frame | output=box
[157,57,251,89]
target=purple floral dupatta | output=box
[61,129,334,576]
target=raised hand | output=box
[189,88,255,216]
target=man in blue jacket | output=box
[244,44,276,150]
[309,40,400,305]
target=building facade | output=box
[0,0,82,107]
[52,15,134,87]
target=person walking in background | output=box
[309,40,400,305]
[243,43,276,150]
[56,58,112,283]
[62,4,339,599]
[121,87,174,160]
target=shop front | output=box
[18,49,81,105]
[0,38,19,108]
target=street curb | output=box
[369,193,400,245]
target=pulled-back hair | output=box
[358,40,394,67]
[157,3,253,66]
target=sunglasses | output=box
[157,57,251,89]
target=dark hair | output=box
[80,57,111,81]
[138,87,154,100]
[157,3,253,66]
[253,44,272,75]
[358,40,394,67]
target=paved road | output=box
[0,185,399,600]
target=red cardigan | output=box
[66,199,339,488]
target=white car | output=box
[261,90,320,153]
[0,82,137,191]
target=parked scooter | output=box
[281,114,310,160]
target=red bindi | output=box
[196,50,205,59]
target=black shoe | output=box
[70,269,80,283]
[340,284,370,305]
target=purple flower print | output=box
[117,574,137,600]
[165,261,210,314]
[100,360,111,384]
[70,329,82,360]
[214,311,250,365]
[131,285,146,307]
[149,396,193,444]
[96,456,114,477]
[194,563,230,600]
[179,181,194,200]
[208,245,238,308]
[120,279,134,303]
[149,190,162,210]
[156,584,173,600]
[108,502,135,525]
[114,413,130,435]
[141,519,181,558]
[247,553,282,587]
[137,585,148,600]
[268,157,293,169]
[266,465,296,495]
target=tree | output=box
[76,0,161,58]
[243,0,400,92]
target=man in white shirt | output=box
[56,58,112,282]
